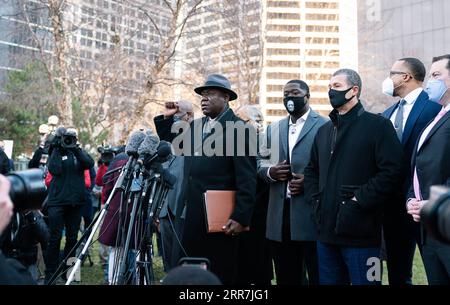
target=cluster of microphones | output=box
[119,129,177,215]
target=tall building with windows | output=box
[0,0,171,92]
[358,0,450,113]
[261,0,358,124]
[180,0,263,106]
[181,0,357,124]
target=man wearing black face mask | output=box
[304,69,404,285]
[258,80,327,285]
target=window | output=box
[267,48,300,56]
[266,72,301,80]
[267,60,301,68]
[267,1,300,8]
[267,85,284,92]
[305,2,339,9]
[306,14,339,21]
[266,36,300,44]
[266,24,301,32]
[267,12,301,20]
[267,109,286,116]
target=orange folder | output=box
[203,190,236,233]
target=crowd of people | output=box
[0,53,450,286]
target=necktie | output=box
[394,100,406,142]
[413,109,448,199]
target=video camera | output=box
[421,186,450,244]
[98,146,120,165]
[48,127,78,151]
[6,169,47,212]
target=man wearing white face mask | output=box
[381,58,441,285]
[406,54,450,285]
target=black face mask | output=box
[328,87,355,109]
[283,96,307,115]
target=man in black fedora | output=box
[156,74,257,284]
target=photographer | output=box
[0,210,49,281]
[44,127,94,283]
[0,175,36,285]
[28,139,51,170]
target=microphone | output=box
[142,140,173,169]
[125,130,146,157]
[161,168,177,189]
[135,130,160,172]
[137,130,160,157]
[155,141,173,163]
[115,130,146,190]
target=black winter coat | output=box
[47,147,94,206]
[156,109,257,284]
[305,103,404,248]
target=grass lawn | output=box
[55,222,428,285]
[382,248,428,285]
[76,235,166,285]
[73,237,428,285]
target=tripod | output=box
[112,167,172,285]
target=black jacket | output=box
[0,251,36,285]
[28,147,45,169]
[305,103,404,247]
[47,147,94,206]
[0,150,10,174]
[155,109,257,284]
[407,110,450,201]
[0,211,50,266]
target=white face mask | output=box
[382,77,395,97]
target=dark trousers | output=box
[44,205,83,276]
[160,214,184,272]
[423,235,450,285]
[317,241,381,285]
[270,198,319,285]
[383,206,423,285]
[81,201,94,241]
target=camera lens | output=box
[7,169,47,212]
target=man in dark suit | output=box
[258,80,327,285]
[169,74,257,284]
[381,58,441,285]
[407,54,450,285]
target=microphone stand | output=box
[60,155,136,285]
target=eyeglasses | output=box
[389,71,408,77]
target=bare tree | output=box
[126,0,205,130]
[183,0,264,107]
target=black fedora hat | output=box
[194,74,238,101]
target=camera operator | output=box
[0,209,49,282]
[28,139,51,171]
[0,175,36,285]
[44,127,94,283]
